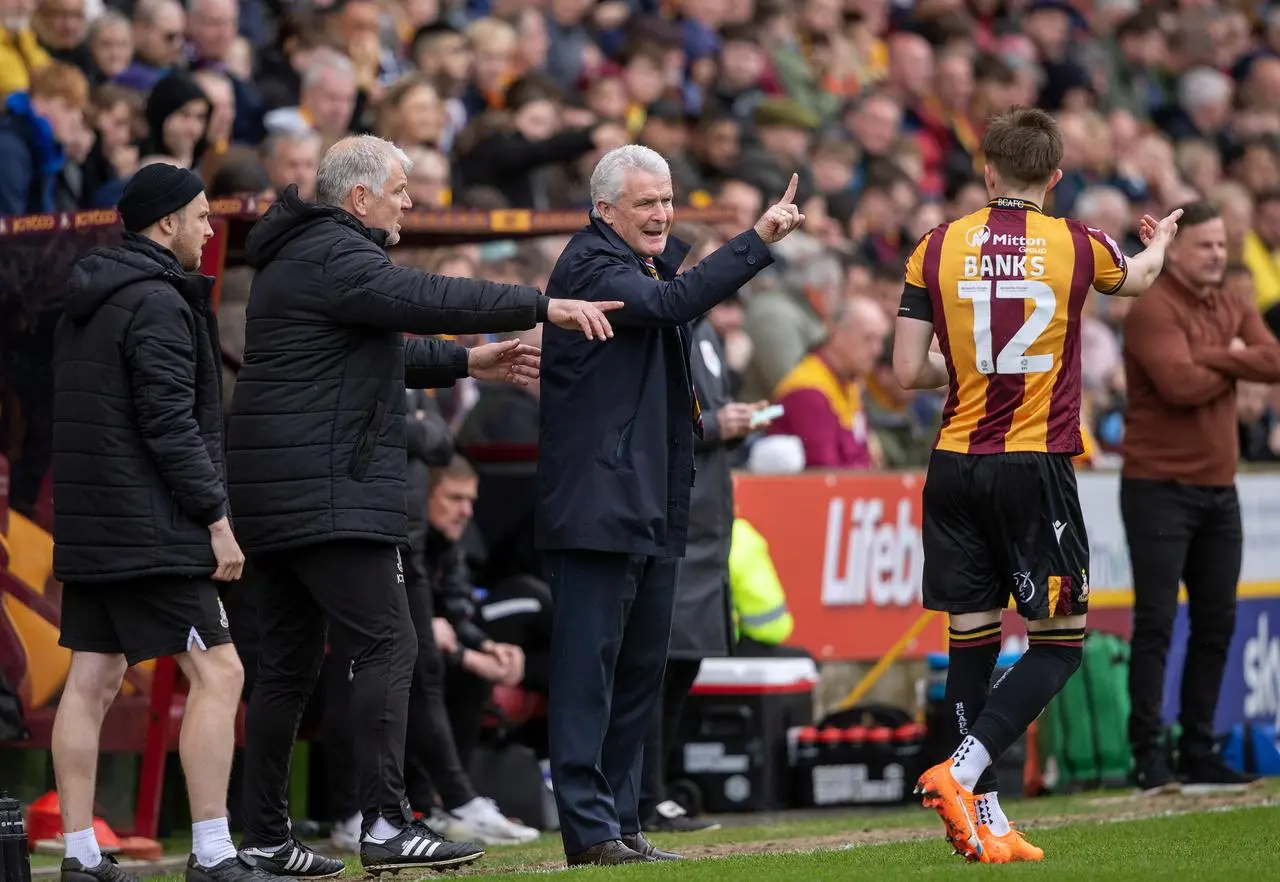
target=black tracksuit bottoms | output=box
[241,539,418,846]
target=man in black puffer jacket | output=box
[51,164,278,882]
[229,135,621,878]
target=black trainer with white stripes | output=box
[240,838,344,878]
[359,821,483,875]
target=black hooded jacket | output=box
[225,185,546,553]
[52,234,227,583]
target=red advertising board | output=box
[734,471,947,662]
[201,217,229,313]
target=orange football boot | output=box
[978,824,1044,862]
[914,759,990,862]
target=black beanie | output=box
[118,163,206,233]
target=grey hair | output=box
[263,129,322,161]
[315,135,414,207]
[1178,66,1233,111]
[189,0,236,18]
[302,48,356,92]
[790,249,843,292]
[1073,185,1130,224]
[133,0,179,25]
[589,145,670,214]
[90,10,130,38]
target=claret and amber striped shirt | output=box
[898,198,1128,456]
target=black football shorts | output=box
[59,575,234,666]
[921,449,1090,620]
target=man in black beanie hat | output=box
[50,163,292,882]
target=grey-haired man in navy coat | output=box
[536,144,804,866]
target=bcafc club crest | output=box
[218,598,229,629]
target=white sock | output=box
[192,817,237,868]
[980,792,1010,836]
[949,735,992,791]
[364,817,402,843]
[64,827,102,869]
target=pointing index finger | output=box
[779,173,798,206]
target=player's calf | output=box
[959,626,1084,790]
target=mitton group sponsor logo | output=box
[820,495,923,608]
[964,224,1049,253]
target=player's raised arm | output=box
[1111,207,1183,297]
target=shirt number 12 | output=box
[957,279,1056,375]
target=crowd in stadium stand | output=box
[5,0,1280,468]
[4,0,1280,859]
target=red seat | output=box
[487,685,547,726]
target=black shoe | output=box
[186,853,284,882]
[565,840,648,866]
[1179,752,1259,793]
[1134,752,1181,796]
[61,855,141,882]
[622,832,681,861]
[358,821,483,875]
[240,838,345,878]
[641,800,722,834]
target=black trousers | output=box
[638,658,702,821]
[319,650,360,821]
[402,562,477,811]
[224,565,354,827]
[1120,479,1241,761]
[546,551,679,855]
[735,635,813,659]
[445,575,555,770]
[241,540,417,846]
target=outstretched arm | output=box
[405,337,469,389]
[589,173,807,328]
[324,239,545,335]
[1113,208,1183,297]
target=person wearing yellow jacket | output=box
[1072,420,1099,469]
[728,515,810,657]
[0,16,51,98]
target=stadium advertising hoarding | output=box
[734,472,1280,680]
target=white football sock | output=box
[981,792,1010,836]
[364,817,402,843]
[64,827,101,869]
[192,816,237,868]
[949,735,992,791]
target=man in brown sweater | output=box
[1122,200,1280,794]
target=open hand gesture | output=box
[753,174,806,244]
[468,338,541,386]
[1137,207,1184,249]
[547,298,625,340]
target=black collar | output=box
[987,197,1043,214]
[588,214,691,278]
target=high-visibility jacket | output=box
[1073,420,1099,469]
[728,517,794,645]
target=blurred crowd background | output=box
[3,0,1280,466]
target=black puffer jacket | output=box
[226,185,545,553]
[52,234,227,583]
